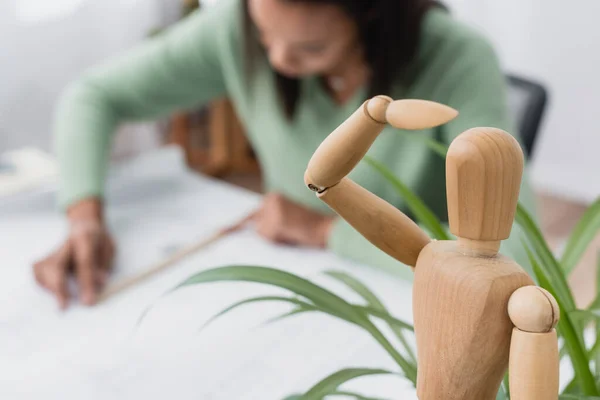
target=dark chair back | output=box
[506,75,548,157]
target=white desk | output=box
[0,148,416,399]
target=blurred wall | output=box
[446,0,600,203]
[2,0,598,202]
[0,0,180,157]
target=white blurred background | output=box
[0,0,181,159]
[445,0,600,203]
[0,0,598,202]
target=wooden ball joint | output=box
[507,286,560,400]
[305,96,561,400]
[508,286,560,333]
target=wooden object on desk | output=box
[305,96,560,400]
[168,98,259,177]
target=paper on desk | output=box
[0,147,57,197]
[0,147,418,399]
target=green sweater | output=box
[55,0,536,279]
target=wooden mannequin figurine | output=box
[304,96,560,400]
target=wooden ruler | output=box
[99,211,256,302]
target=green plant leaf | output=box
[592,337,600,381]
[301,368,394,400]
[596,252,600,306]
[585,301,600,378]
[260,303,413,332]
[323,272,413,330]
[324,270,416,364]
[263,306,319,326]
[495,373,509,400]
[495,391,507,400]
[328,390,390,400]
[595,254,600,381]
[559,396,600,399]
[561,197,600,275]
[562,378,582,395]
[396,131,448,159]
[590,298,600,313]
[591,340,600,360]
[583,257,600,381]
[359,306,413,331]
[570,310,600,324]
[586,254,600,343]
[269,305,417,383]
[420,137,449,158]
[174,266,417,383]
[199,292,413,333]
[517,205,588,358]
[324,271,387,311]
[516,205,577,312]
[199,295,318,332]
[560,344,568,359]
[586,252,600,317]
[528,247,599,396]
[363,156,449,241]
[361,323,417,383]
[175,266,364,323]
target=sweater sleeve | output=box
[326,32,537,278]
[54,0,238,209]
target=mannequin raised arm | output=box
[304,96,457,267]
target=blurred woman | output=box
[34,0,535,308]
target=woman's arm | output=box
[55,0,238,209]
[38,0,240,307]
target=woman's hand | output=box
[33,198,115,309]
[251,193,335,248]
